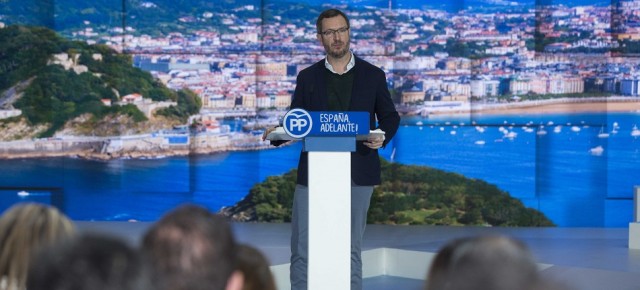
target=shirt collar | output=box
[324,51,355,75]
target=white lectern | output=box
[305,136,354,290]
[267,117,382,290]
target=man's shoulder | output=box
[355,56,382,72]
[298,59,325,75]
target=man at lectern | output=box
[263,8,400,290]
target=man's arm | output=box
[373,70,400,148]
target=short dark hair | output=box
[142,204,237,290]
[425,235,541,290]
[27,234,151,290]
[316,9,350,34]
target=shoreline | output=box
[1,98,639,160]
[423,97,640,116]
[473,100,640,115]
[0,144,274,161]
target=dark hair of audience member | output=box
[27,233,151,290]
[425,235,542,290]
[236,244,276,290]
[0,203,76,290]
[425,237,472,290]
[141,204,242,290]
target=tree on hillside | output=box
[2,25,195,137]
[223,159,555,227]
[156,88,202,123]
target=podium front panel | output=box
[307,151,351,290]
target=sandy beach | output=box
[470,98,640,115]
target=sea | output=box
[1,111,639,227]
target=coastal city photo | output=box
[1,0,640,228]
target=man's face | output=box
[317,16,350,59]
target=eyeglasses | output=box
[319,26,349,37]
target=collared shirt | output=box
[324,51,355,75]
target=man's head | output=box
[27,234,151,290]
[425,235,541,290]
[142,204,242,290]
[316,9,351,59]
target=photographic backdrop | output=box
[1,0,639,227]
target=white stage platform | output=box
[77,222,640,290]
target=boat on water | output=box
[553,126,562,133]
[597,127,609,138]
[611,122,619,134]
[589,145,604,155]
[504,131,517,139]
[632,125,640,137]
[17,191,50,197]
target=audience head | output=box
[236,244,276,290]
[425,235,541,290]
[0,203,75,290]
[142,204,242,290]
[27,233,151,290]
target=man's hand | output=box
[363,134,385,149]
[262,127,278,141]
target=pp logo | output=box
[283,108,312,138]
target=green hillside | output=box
[221,159,555,227]
[0,25,200,137]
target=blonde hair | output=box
[0,203,76,290]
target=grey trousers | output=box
[290,182,374,290]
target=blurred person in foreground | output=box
[0,203,75,290]
[27,234,151,290]
[262,8,400,290]
[141,204,243,290]
[425,235,568,290]
[236,244,276,290]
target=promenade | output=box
[0,131,267,160]
[1,97,639,160]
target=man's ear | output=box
[225,271,244,290]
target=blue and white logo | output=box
[283,108,313,138]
